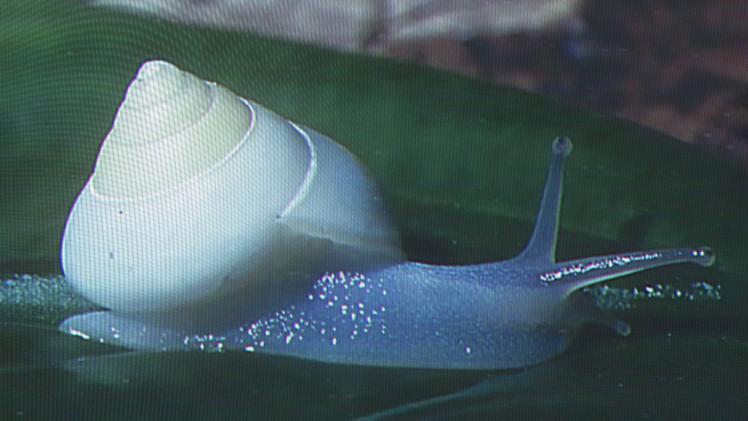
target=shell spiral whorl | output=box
[92,60,251,199]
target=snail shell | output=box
[61,60,403,318]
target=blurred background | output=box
[89,0,748,167]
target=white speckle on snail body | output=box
[236,272,390,351]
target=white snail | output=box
[59,60,713,369]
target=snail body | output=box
[59,61,714,369]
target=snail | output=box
[59,60,714,369]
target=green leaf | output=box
[1,0,744,288]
